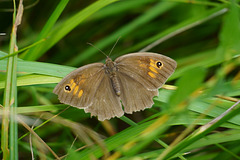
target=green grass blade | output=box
[21,0,69,60]
[159,101,240,160]
[0,38,46,61]
[9,54,18,160]
[125,5,228,53]
[1,0,21,159]
[67,1,177,66]
[1,56,11,160]
[9,1,23,159]
[21,0,119,61]
[169,67,206,108]
[217,0,240,58]
[0,75,61,89]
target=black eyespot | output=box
[156,61,162,68]
[65,85,71,91]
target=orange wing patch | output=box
[78,89,83,98]
[149,59,155,67]
[148,72,156,78]
[147,59,161,78]
[73,85,79,95]
[149,66,158,73]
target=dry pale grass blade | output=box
[39,112,109,158]
[107,115,170,160]
[216,95,239,102]
[29,114,44,160]
[14,0,24,31]
[139,7,227,52]
[162,84,239,103]
[201,100,240,129]
[101,120,117,136]
[29,133,34,160]
[161,84,177,90]
[17,116,60,159]
[157,100,240,160]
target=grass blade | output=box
[67,1,176,66]
[5,0,24,159]
[159,100,240,160]
[21,0,119,61]
[21,0,69,60]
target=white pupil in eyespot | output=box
[65,85,71,91]
[156,62,162,68]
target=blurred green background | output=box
[0,0,240,159]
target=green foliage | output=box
[0,0,240,159]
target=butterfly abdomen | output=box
[110,73,121,96]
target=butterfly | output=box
[53,52,177,121]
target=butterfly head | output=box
[105,56,113,63]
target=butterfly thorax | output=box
[105,57,116,72]
[105,57,121,96]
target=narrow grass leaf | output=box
[124,5,227,53]
[160,100,240,159]
[0,75,61,89]
[21,0,119,61]
[0,38,46,61]
[21,0,69,60]
[169,67,206,108]
[76,120,163,159]
[217,1,240,59]
[1,0,23,159]
[9,1,24,159]
[67,1,177,66]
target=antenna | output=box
[109,36,121,56]
[87,42,108,57]
[87,36,121,57]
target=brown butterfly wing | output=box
[54,63,124,121]
[84,74,124,121]
[115,52,177,113]
[117,72,159,113]
[53,63,106,108]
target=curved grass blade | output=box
[21,0,119,61]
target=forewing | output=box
[115,52,177,91]
[84,74,124,121]
[53,63,105,108]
